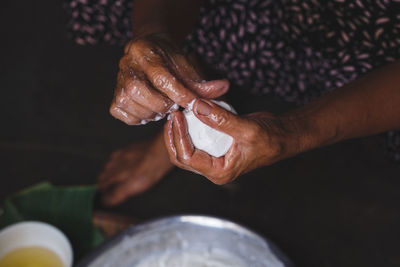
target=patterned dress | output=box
[63,0,400,161]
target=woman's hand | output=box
[163,99,303,184]
[98,132,174,205]
[110,33,229,125]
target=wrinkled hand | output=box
[98,133,173,205]
[110,33,229,125]
[164,99,299,184]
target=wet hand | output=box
[110,33,229,125]
[164,99,299,184]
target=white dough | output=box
[135,249,247,267]
[183,100,236,157]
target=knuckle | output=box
[152,73,169,88]
[130,39,146,52]
[109,105,119,117]
[125,79,137,94]
[213,111,230,127]
[125,78,148,99]
[126,84,139,99]
[244,123,263,141]
[154,101,172,114]
[129,67,145,81]
[130,40,153,59]
[118,55,131,71]
[115,95,127,107]
[118,57,141,79]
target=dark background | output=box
[1,1,400,266]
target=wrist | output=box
[248,112,308,165]
[278,104,342,159]
[275,113,315,160]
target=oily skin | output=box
[164,60,400,184]
[103,49,400,202]
[110,33,230,125]
[164,100,299,184]
[102,35,400,204]
[100,0,215,205]
[101,34,229,205]
[101,0,400,204]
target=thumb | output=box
[193,99,247,137]
[190,79,230,99]
[170,53,229,99]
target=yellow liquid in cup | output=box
[0,247,64,267]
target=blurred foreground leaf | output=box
[0,182,104,260]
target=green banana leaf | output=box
[0,182,104,261]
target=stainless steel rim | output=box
[77,214,294,267]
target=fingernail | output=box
[195,100,212,116]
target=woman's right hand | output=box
[110,33,230,125]
[98,131,174,206]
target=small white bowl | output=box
[0,221,73,267]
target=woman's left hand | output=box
[163,99,302,184]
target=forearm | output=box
[131,0,203,44]
[282,60,400,156]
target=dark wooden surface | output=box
[1,1,400,266]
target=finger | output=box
[172,112,195,162]
[114,72,158,120]
[98,161,133,189]
[164,118,177,158]
[98,170,130,191]
[170,113,218,172]
[124,77,176,114]
[219,142,241,172]
[163,117,189,170]
[115,93,157,121]
[102,177,147,206]
[182,148,215,175]
[168,54,230,99]
[193,99,250,137]
[97,159,133,189]
[120,64,175,114]
[190,80,230,99]
[109,105,141,125]
[139,56,198,108]
[110,74,142,124]
[171,111,234,180]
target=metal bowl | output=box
[77,215,294,267]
